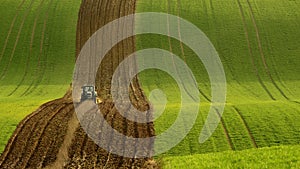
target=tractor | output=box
[80,85,102,104]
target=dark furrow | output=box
[245,0,289,100]
[82,1,104,168]
[232,106,258,148]
[100,1,125,167]
[66,0,156,168]
[236,0,275,100]
[0,0,35,80]
[118,2,137,166]
[111,1,127,167]
[97,0,114,99]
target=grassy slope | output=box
[163,145,300,169]
[0,0,81,152]
[136,0,300,167]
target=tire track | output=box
[0,0,36,81]
[8,0,47,96]
[166,0,195,154]
[21,0,55,97]
[232,106,258,148]
[251,1,292,97]
[215,108,234,150]
[0,0,27,64]
[99,1,126,167]
[245,0,289,100]
[167,0,210,103]
[208,0,260,98]
[236,0,275,100]
[176,0,234,152]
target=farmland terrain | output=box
[0,0,157,168]
[0,0,299,168]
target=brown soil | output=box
[0,0,158,168]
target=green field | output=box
[0,0,81,152]
[136,0,300,167]
[163,145,300,169]
[0,0,299,168]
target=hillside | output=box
[136,0,300,158]
[0,0,81,152]
[0,0,299,168]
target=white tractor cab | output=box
[80,85,102,104]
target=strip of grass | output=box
[163,145,300,169]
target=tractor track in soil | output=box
[232,106,258,148]
[236,0,275,100]
[8,0,47,96]
[0,0,36,81]
[245,0,289,100]
[0,0,27,64]
[0,0,157,168]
